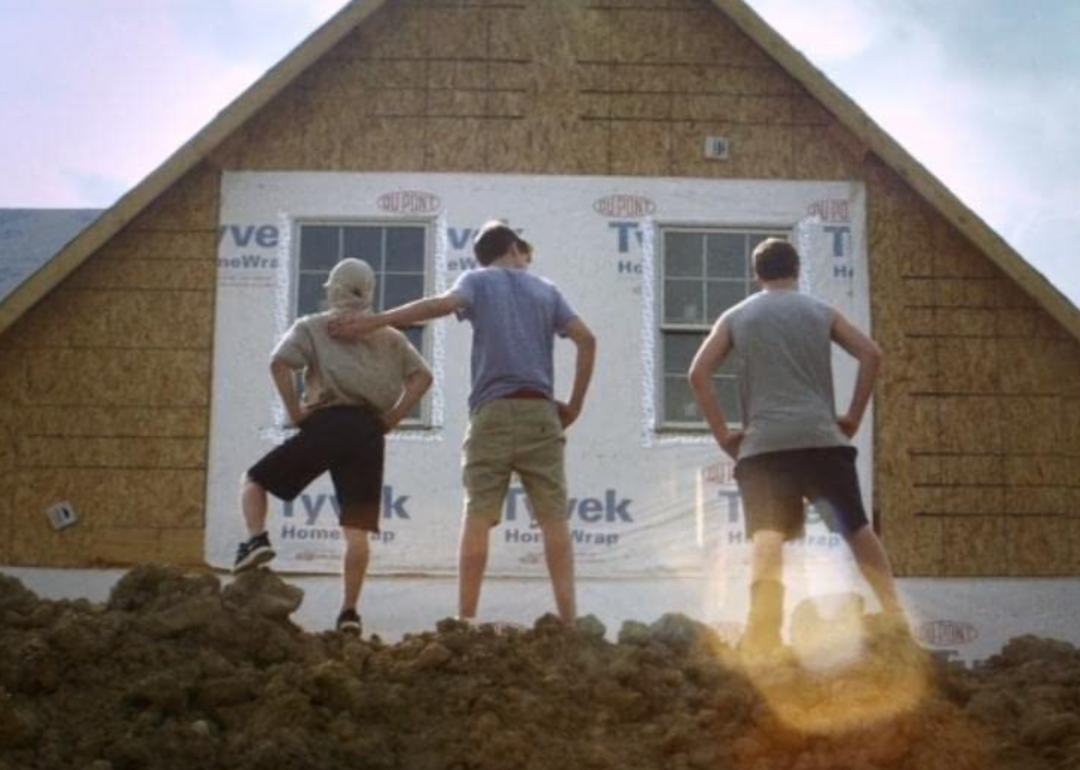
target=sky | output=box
[0,0,1076,305]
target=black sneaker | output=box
[233,532,275,573]
[336,608,363,634]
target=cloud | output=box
[747,0,1080,304]
[0,1,350,208]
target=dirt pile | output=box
[1,565,1078,770]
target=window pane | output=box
[706,233,748,278]
[401,328,425,420]
[385,227,425,272]
[664,279,705,324]
[383,274,425,310]
[343,227,384,271]
[300,227,339,271]
[664,232,704,277]
[664,376,701,423]
[706,280,746,320]
[714,377,742,423]
[403,326,424,354]
[662,332,707,375]
[297,272,327,316]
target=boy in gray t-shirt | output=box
[330,221,596,623]
[689,238,903,653]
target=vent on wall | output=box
[704,136,730,160]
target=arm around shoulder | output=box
[329,292,464,341]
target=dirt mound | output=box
[1,565,1078,770]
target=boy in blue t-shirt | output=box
[330,221,596,623]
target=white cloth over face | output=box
[325,258,376,311]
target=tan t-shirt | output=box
[272,312,430,414]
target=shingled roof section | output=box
[0,209,102,304]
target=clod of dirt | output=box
[0,565,1077,769]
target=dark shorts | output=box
[735,446,869,541]
[247,405,384,532]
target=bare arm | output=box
[328,292,464,341]
[270,357,307,427]
[382,368,435,432]
[688,319,743,459]
[556,318,596,429]
[830,309,882,437]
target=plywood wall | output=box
[211,0,864,182]
[0,164,218,567]
[2,0,1076,573]
[865,158,1080,576]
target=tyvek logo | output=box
[282,486,410,523]
[917,620,978,647]
[593,194,656,219]
[377,190,442,215]
[217,224,279,249]
[504,487,633,524]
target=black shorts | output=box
[247,406,385,532]
[734,446,869,541]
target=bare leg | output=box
[537,517,576,623]
[750,529,784,585]
[458,516,493,620]
[846,524,903,616]
[341,526,370,612]
[241,474,269,537]
[742,530,786,650]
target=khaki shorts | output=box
[462,399,567,522]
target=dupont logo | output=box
[593,194,656,219]
[917,620,978,647]
[807,198,851,223]
[377,190,442,214]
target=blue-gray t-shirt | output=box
[450,267,577,411]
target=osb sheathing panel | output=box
[10,469,205,567]
[868,155,1080,576]
[0,159,217,566]
[22,349,210,408]
[212,0,862,180]
[16,436,205,472]
[4,290,212,351]
[0,410,13,562]
[19,407,208,439]
[99,230,216,262]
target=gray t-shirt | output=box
[720,290,848,460]
[272,312,430,414]
[450,267,577,411]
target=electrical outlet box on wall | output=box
[46,501,79,531]
[704,136,730,160]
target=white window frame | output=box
[656,224,791,432]
[292,218,435,428]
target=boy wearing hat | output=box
[233,258,433,634]
[330,221,596,623]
